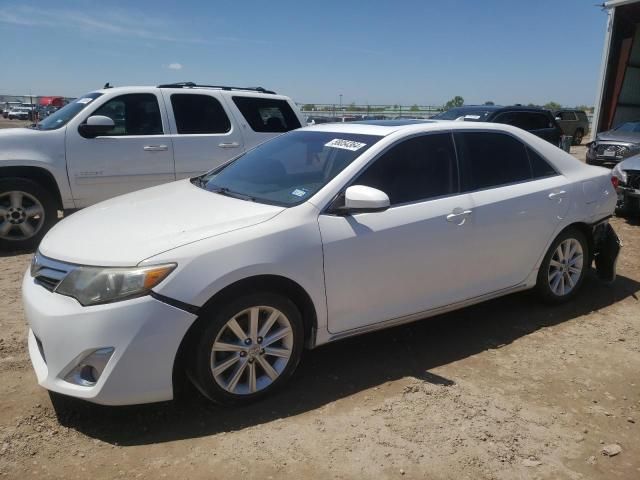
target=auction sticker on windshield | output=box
[325,139,367,151]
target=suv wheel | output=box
[189,292,304,405]
[0,178,58,251]
[572,129,584,145]
[536,228,589,303]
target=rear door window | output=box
[527,147,558,178]
[232,96,301,132]
[454,132,532,191]
[171,94,231,134]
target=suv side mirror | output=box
[78,115,115,138]
[337,185,390,214]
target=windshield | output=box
[432,108,493,121]
[195,130,382,206]
[36,92,103,130]
[615,122,640,133]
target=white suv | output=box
[0,82,305,250]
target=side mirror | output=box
[78,115,115,138]
[555,117,562,121]
[341,185,390,214]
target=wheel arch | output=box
[0,166,63,209]
[171,274,318,397]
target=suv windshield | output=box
[35,92,103,130]
[615,121,640,133]
[432,108,493,121]
[194,130,382,206]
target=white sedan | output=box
[23,121,620,406]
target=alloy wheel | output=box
[548,238,584,296]
[210,306,294,395]
[0,191,45,241]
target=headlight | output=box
[612,163,627,185]
[56,264,176,306]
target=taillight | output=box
[611,176,619,189]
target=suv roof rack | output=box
[156,82,276,94]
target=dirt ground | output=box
[0,124,638,479]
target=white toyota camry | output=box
[23,120,620,406]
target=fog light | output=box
[64,348,114,387]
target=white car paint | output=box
[23,121,617,405]
[0,85,305,209]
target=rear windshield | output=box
[194,130,382,206]
[35,92,103,130]
[432,108,493,121]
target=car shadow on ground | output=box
[48,272,640,447]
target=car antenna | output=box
[103,82,113,89]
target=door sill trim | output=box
[326,284,529,343]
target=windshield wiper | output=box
[211,187,255,202]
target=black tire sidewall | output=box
[573,130,583,145]
[0,177,58,251]
[536,228,589,304]
[190,291,304,406]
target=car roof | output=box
[300,120,529,136]
[91,85,291,100]
[351,119,438,127]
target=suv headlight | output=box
[612,163,627,185]
[56,264,176,306]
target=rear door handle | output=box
[446,209,472,224]
[548,190,567,200]
[143,145,168,151]
[218,142,240,148]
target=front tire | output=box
[536,228,589,304]
[189,292,304,406]
[0,177,58,252]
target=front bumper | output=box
[22,271,197,405]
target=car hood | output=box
[39,179,285,266]
[596,130,640,144]
[0,127,65,163]
[619,153,640,171]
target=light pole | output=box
[339,94,343,111]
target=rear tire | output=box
[188,291,304,406]
[0,177,58,252]
[536,228,589,304]
[572,129,584,145]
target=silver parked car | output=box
[587,121,640,166]
[612,153,640,215]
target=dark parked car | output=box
[586,121,640,166]
[612,153,640,215]
[552,109,589,145]
[432,106,562,146]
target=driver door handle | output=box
[143,145,168,151]
[446,209,472,224]
[548,190,567,200]
[218,142,240,148]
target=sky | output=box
[0,0,610,107]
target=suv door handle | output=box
[218,142,240,148]
[446,209,472,224]
[143,145,168,151]
[548,190,567,200]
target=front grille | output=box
[30,252,74,292]
[596,144,627,157]
[626,170,640,190]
